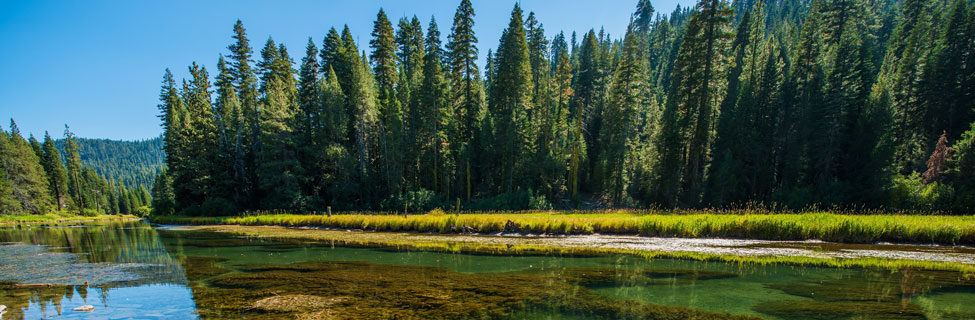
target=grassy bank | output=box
[1,213,139,225]
[182,225,975,273]
[151,211,975,245]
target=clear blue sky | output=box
[0,0,695,141]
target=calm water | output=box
[0,221,973,319]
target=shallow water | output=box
[0,221,974,319]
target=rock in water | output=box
[72,305,94,312]
[1,304,7,317]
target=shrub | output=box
[467,189,552,211]
[133,206,152,217]
[889,173,954,212]
[381,189,444,212]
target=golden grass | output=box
[0,213,139,225]
[152,211,975,245]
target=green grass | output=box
[0,213,139,224]
[151,211,975,245]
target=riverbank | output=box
[151,211,975,245]
[1,214,139,225]
[167,225,975,273]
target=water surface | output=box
[1,221,973,319]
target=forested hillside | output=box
[55,136,164,188]
[150,0,973,215]
[1,122,153,216]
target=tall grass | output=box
[1,213,137,224]
[150,211,975,245]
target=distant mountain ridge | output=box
[55,136,165,188]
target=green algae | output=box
[185,261,760,320]
[752,268,975,319]
[179,257,230,282]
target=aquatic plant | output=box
[185,261,761,319]
[753,268,975,319]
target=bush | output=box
[467,189,552,211]
[201,197,239,216]
[381,189,444,212]
[133,206,151,217]
[889,173,954,212]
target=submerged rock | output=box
[72,305,94,312]
[252,295,347,312]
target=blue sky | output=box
[0,0,695,141]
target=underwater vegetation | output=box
[186,261,761,320]
[152,211,975,245]
[753,268,975,319]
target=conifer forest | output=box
[152,0,975,215]
[4,0,975,216]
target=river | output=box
[1,221,973,319]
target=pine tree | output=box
[371,9,405,197]
[0,121,53,215]
[213,55,245,206]
[257,39,303,210]
[600,1,655,205]
[490,4,535,193]
[180,63,219,210]
[925,0,975,152]
[41,132,69,210]
[397,16,427,190]
[228,21,261,206]
[570,30,601,193]
[874,0,934,174]
[653,0,734,206]
[922,132,951,185]
[950,122,975,210]
[418,17,453,196]
[63,125,85,212]
[446,0,484,200]
[706,2,781,205]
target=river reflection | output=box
[0,221,974,319]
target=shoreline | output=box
[0,214,141,226]
[150,212,975,246]
[162,224,975,273]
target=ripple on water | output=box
[0,243,148,285]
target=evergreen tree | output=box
[419,17,453,196]
[600,2,654,205]
[653,0,734,206]
[41,132,69,210]
[371,9,405,197]
[257,39,303,210]
[570,30,601,193]
[182,62,219,209]
[213,55,246,206]
[0,121,53,215]
[227,20,261,207]
[397,16,427,190]
[490,4,535,193]
[446,0,484,200]
[64,125,85,212]
[925,0,975,153]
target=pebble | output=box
[72,305,94,312]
